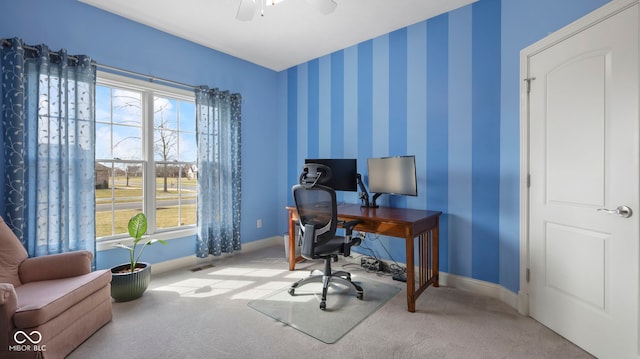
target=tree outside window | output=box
[95,75,196,239]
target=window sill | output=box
[96,227,197,251]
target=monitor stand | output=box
[357,174,374,208]
[370,193,383,208]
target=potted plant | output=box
[110,213,166,302]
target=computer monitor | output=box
[367,155,417,207]
[304,158,358,192]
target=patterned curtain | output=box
[1,37,96,261]
[195,87,242,257]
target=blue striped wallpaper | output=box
[471,0,501,287]
[286,0,503,287]
[2,0,611,288]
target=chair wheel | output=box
[320,301,326,310]
[288,288,295,296]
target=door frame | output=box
[518,0,639,316]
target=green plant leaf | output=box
[112,243,133,251]
[114,213,167,272]
[128,213,147,240]
[147,239,168,245]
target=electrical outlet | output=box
[257,219,262,228]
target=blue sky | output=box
[95,85,196,165]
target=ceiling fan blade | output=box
[305,0,337,15]
[237,0,257,21]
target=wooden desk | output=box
[286,203,442,313]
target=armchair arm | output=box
[19,250,93,284]
[0,283,17,345]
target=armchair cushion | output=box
[0,217,28,287]
[13,269,112,328]
[20,251,92,283]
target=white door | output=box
[525,1,639,358]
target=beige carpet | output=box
[68,244,595,359]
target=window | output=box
[95,72,196,241]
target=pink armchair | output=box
[0,217,112,359]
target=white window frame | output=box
[96,71,197,251]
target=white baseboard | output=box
[342,255,520,311]
[440,272,519,310]
[151,236,282,275]
[517,290,529,316]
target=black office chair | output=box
[288,163,364,310]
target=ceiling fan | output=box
[236,0,338,21]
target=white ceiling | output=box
[79,0,477,72]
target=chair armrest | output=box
[341,220,362,235]
[0,283,17,336]
[340,220,363,257]
[19,251,93,283]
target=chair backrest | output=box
[292,183,338,259]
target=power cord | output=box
[348,231,407,281]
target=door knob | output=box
[597,205,633,218]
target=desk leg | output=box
[405,235,416,313]
[407,225,440,313]
[433,219,439,287]
[418,232,427,290]
[288,211,296,271]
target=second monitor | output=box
[367,155,417,207]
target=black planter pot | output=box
[110,262,151,302]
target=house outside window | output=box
[95,72,196,242]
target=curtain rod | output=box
[2,38,197,91]
[1,38,80,62]
[96,63,196,91]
